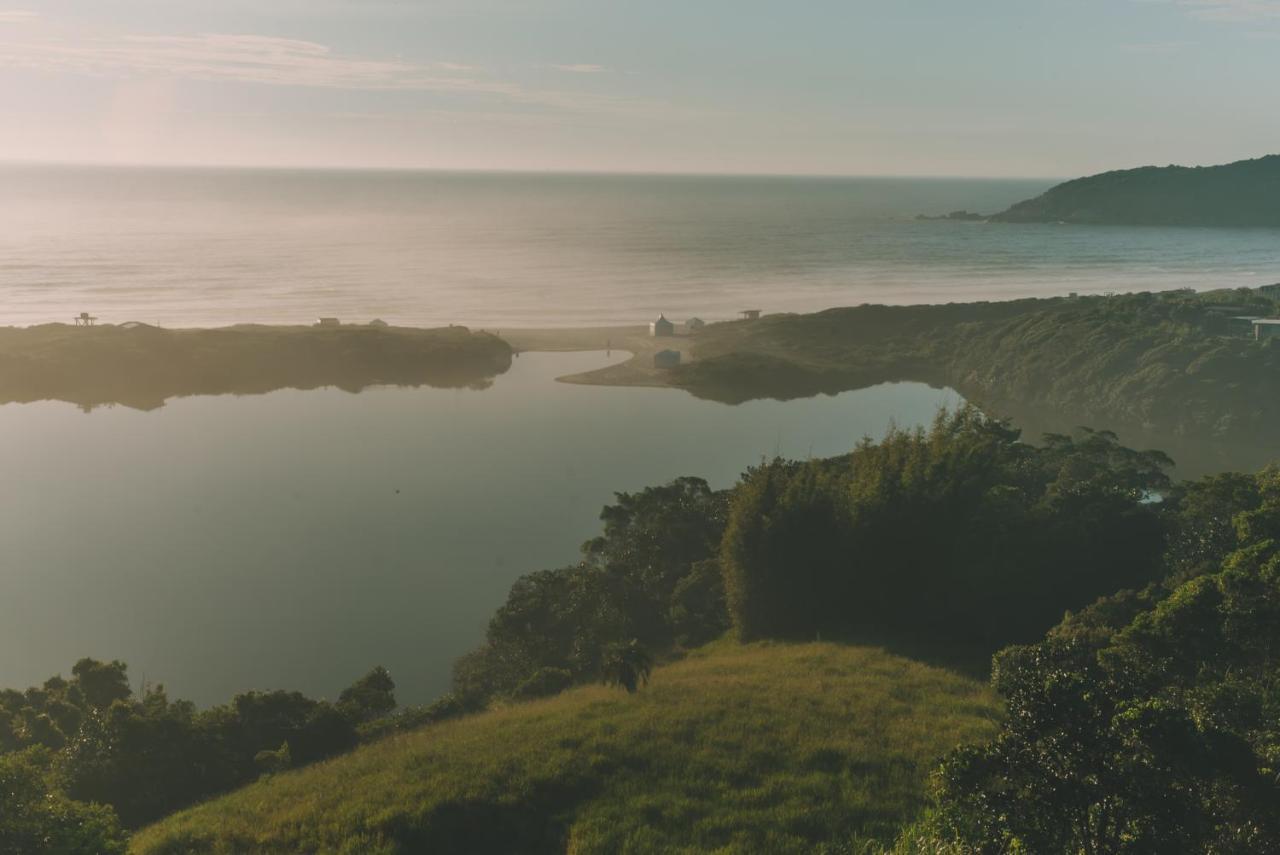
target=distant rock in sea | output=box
[914,210,987,222]
[989,154,1280,227]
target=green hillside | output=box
[988,154,1280,226]
[130,642,999,855]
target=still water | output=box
[0,351,959,705]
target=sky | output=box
[0,1,1278,176]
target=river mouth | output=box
[0,350,959,706]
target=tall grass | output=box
[132,641,1000,854]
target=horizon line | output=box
[0,157,1066,183]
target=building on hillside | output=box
[315,317,340,327]
[653,349,682,369]
[1253,319,1280,341]
[650,315,675,337]
[739,309,762,320]
[685,317,706,332]
[1229,316,1263,337]
[1257,283,1280,298]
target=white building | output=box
[650,315,675,337]
[315,317,340,327]
[1253,319,1280,341]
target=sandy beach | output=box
[500,324,696,388]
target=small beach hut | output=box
[685,317,706,332]
[739,309,762,320]
[653,349,682,369]
[315,317,340,327]
[650,315,675,337]
[1253,319,1280,341]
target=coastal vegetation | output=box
[988,153,1280,227]
[675,288,1280,475]
[0,323,512,410]
[7,411,1279,852]
[0,658,411,841]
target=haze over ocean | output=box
[3,166,1277,330]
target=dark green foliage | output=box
[70,658,130,709]
[453,477,729,705]
[990,154,1280,227]
[253,742,291,775]
[669,558,731,645]
[601,640,653,694]
[677,290,1280,467]
[0,749,126,855]
[338,666,397,723]
[928,467,1280,853]
[0,660,389,834]
[355,692,472,743]
[512,667,574,700]
[722,409,1171,650]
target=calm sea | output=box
[2,166,1278,329]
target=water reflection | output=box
[0,351,958,705]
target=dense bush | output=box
[0,748,126,855]
[452,477,730,705]
[722,409,1172,649]
[922,467,1280,852]
[0,662,398,833]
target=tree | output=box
[70,659,131,710]
[721,410,1171,650]
[338,666,397,722]
[601,640,652,694]
[0,749,126,855]
[929,473,1280,852]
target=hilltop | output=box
[671,290,1280,476]
[0,323,512,410]
[131,642,1000,854]
[989,154,1280,227]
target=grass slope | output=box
[131,642,999,855]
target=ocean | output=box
[2,165,1277,329]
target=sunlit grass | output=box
[131,641,1000,854]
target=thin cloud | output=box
[1169,0,1280,20]
[550,63,609,74]
[1119,40,1195,51]
[0,9,37,23]
[0,31,637,112]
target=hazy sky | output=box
[1,1,1278,175]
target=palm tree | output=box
[602,640,653,694]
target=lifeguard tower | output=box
[74,312,98,327]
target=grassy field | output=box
[131,641,1000,855]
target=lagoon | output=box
[0,351,958,705]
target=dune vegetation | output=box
[0,322,512,410]
[130,641,999,855]
[674,289,1280,476]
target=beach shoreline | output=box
[500,324,694,388]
